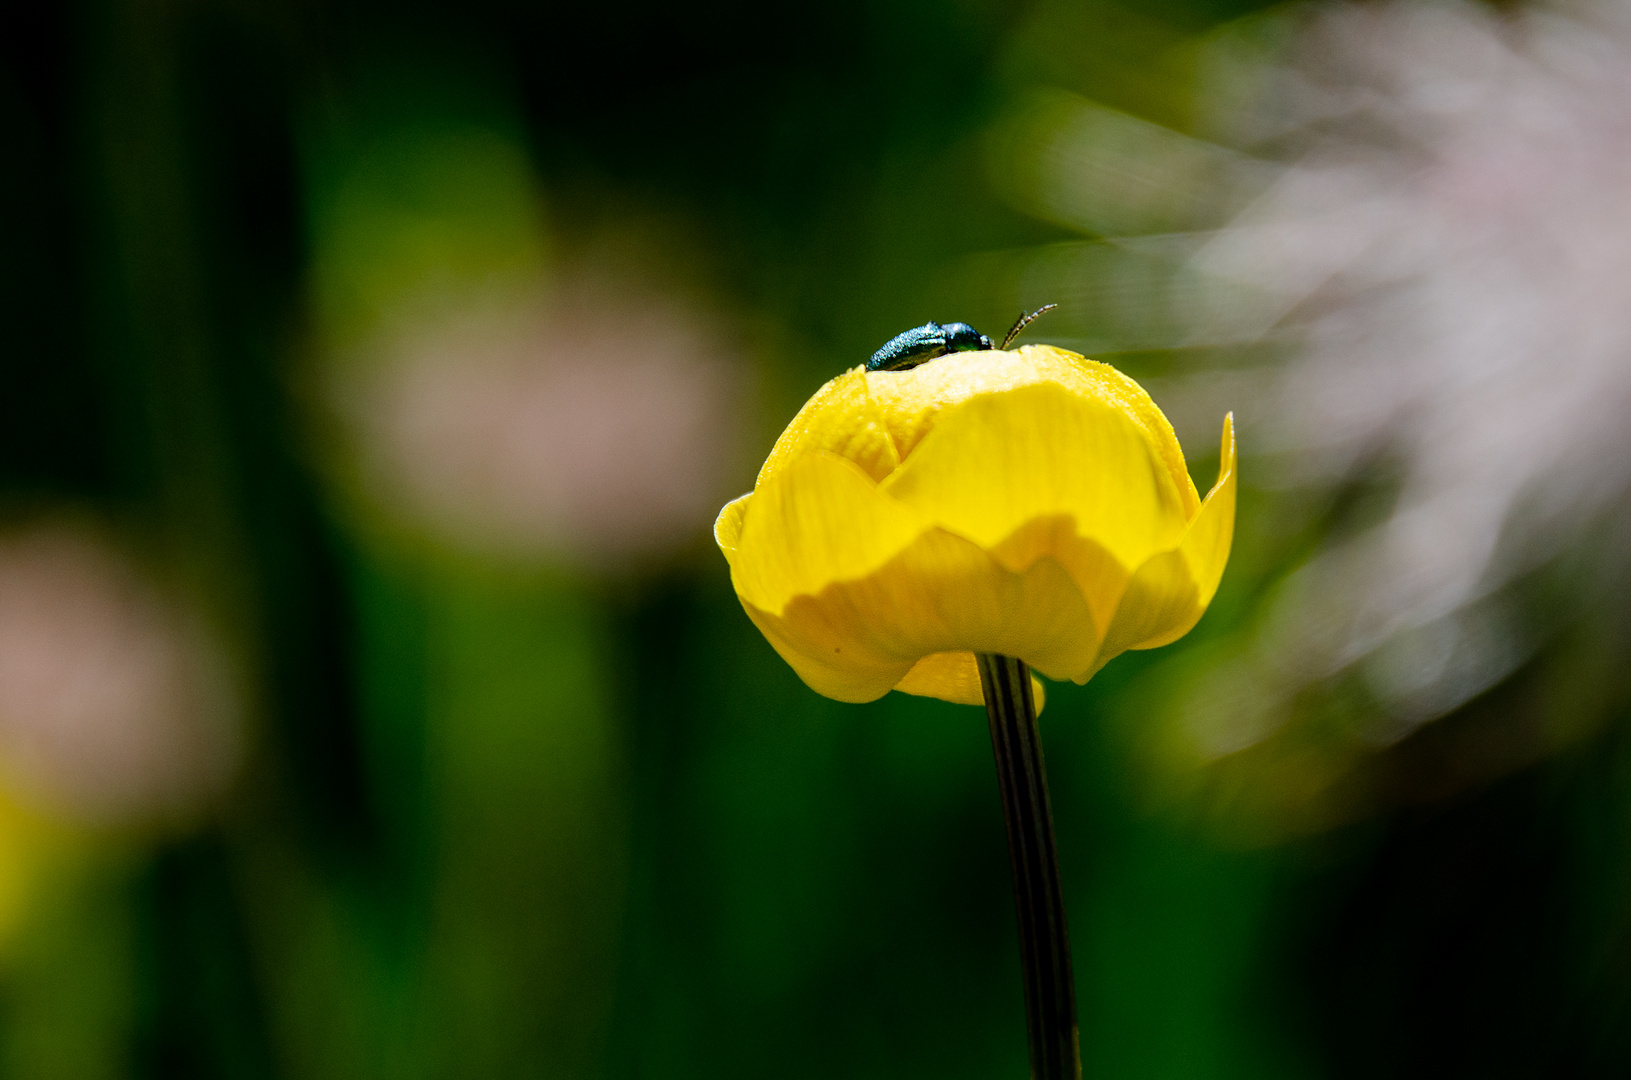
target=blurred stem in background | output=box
[0,0,271,1071]
[263,51,631,1077]
[238,555,626,1080]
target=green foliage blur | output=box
[3,0,1631,1077]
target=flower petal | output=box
[866,345,1200,512]
[713,492,751,557]
[1182,411,1237,612]
[983,515,1128,646]
[731,451,931,617]
[755,367,900,489]
[894,649,1047,712]
[734,515,1102,701]
[1088,549,1200,675]
[880,380,1191,638]
[894,650,983,703]
[1093,413,1238,667]
[736,594,916,703]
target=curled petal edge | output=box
[1089,412,1237,676]
[714,493,750,558]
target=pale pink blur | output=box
[338,271,744,565]
[0,523,239,825]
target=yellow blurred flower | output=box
[714,344,1236,705]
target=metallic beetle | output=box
[865,304,1057,373]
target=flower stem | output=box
[977,653,1081,1080]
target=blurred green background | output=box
[3,0,1631,1077]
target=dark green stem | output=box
[977,653,1081,1080]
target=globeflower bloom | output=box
[715,344,1236,705]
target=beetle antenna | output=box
[1000,303,1058,350]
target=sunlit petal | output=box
[731,452,931,617]
[755,368,902,488]
[1095,414,1237,663]
[882,380,1191,612]
[713,493,751,558]
[895,649,1047,711]
[867,346,1200,512]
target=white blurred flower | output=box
[0,522,240,825]
[990,0,1631,791]
[335,270,744,565]
[304,120,745,566]
[1190,0,1631,745]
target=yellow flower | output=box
[715,344,1236,705]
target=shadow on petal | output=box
[739,527,1101,701]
